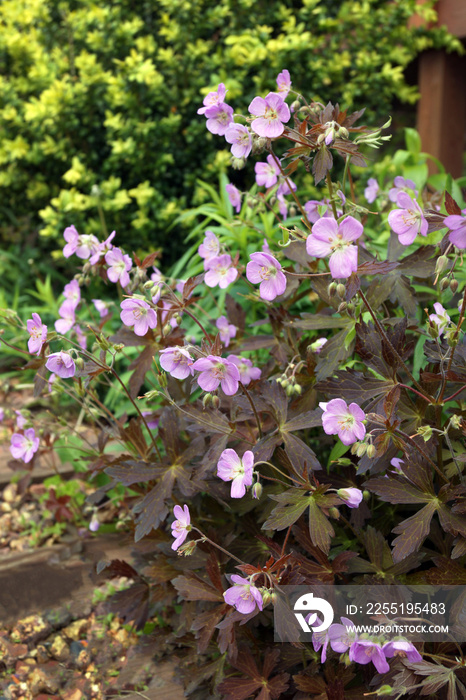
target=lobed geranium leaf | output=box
[317,368,396,404]
[191,605,228,653]
[105,459,161,485]
[308,496,335,554]
[263,488,311,531]
[132,471,175,541]
[127,343,157,398]
[315,328,354,382]
[364,476,432,504]
[172,572,224,602]
[391,501,438,563]
[282,432,322,473]
[357,260,399,275]
[119,417,149,458]
[355,321,392,378]
[106,581,150,630]
[444,190,462,216]
[312,145,333,184]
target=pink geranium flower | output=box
[225,124,252,159]
[225,183,241,213]
[444,212,466,249]
[319,399,366,445]
[246,252,287,301]
[27,313,47,355]
[197,83,228,115]
[159,346,194,379]
[105,247,132,288]
[10,428,40,463]
[310,337,327,354]
[429,302,451,336]
[223,575,263,614]
[192,355,240,395]
[62,225,100,260]
[55,300,76,334]
[382,640,422,663]
[248,92,290,139]
[15,411,27,429]
[217,449,254,498]
[205,103,234,136]
[337,488,363,508]
[306,216,363,279]
[388,175,418,203]
[120,298,157,336]
[349,640,390,674]
[89,230,116,265]
[327,617,359,654]
[198,230,220,264]
[255,154,280,188]
[63,280,81,308]
[276,69,291,98]
[364,178,379,204]
[227,355,261,384]
[171,505,191,551]
[215,316,236,347]
[388,192,428,245]
[92,299,110,318]
[204,254,238,289]
[45,351,76,379]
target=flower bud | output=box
[97,334,111,351]
[350,442,360,455]
[75,357,85,371]
[293,384,302,396]
[252,482,263,500]
[145,389,160,400]
[286,384,294,396]
[260,588,272,605]
[144,280,155,290]
[231,156,246,170]
[366,444,376,458]
[328,281,338,298]
[376,686,396,697]
[202,393,212,409]
[435,255,448,275]
[440,277,450,291]
[212,395,220,409]
[363,489,371,501]
[356,443,367,458]
[289,205,297,217]
[450,278,458,293]
[291,100,301,112]
[337,301,347,313]
[337,283,346,299]
[175,313,182,325]
[82,262,91,274]
[251,135,267,154]
[339,126,349,139]
[162,323,171,335]
[328,506,340,520]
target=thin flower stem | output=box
[192,527,247,564]
[394,429,448,483]
[326,173,339,219]
[268,149,312,228]
[240,381,262,439]
[254,460,304,485]
[347,161,356,203]
[359,289,434,400]
[109,368,162,460]
[443,385,466,402]
[181,308,213,348]
[397,383,431,403]
[284,270,332,278]
[280,524,293,558]
[439,285,466,402]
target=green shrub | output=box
[0,0,460,269]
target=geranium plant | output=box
[1,70,465,699]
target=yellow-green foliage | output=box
[0,0,460,261]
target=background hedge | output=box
[0,0,460,272]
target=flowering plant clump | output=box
[1,70,466,699]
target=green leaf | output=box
[404,128,421,155]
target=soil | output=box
[0,384,186,700]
